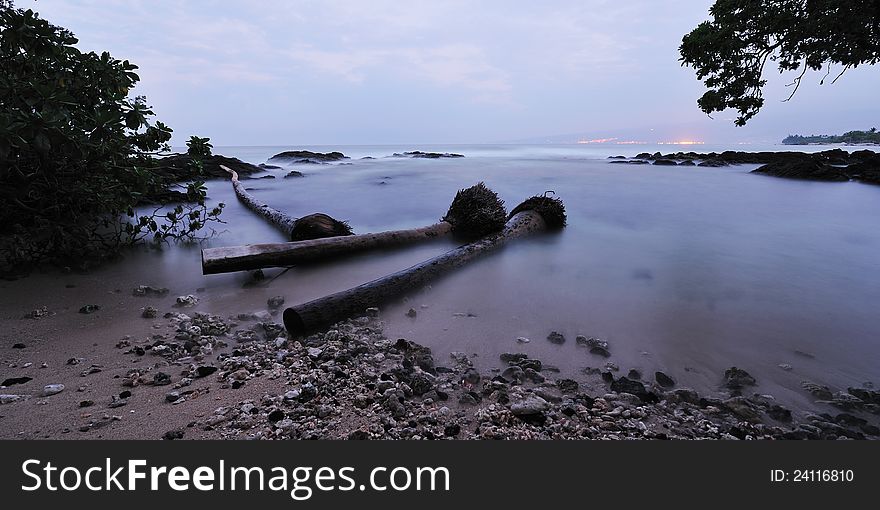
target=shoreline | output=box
[2,290,878,440]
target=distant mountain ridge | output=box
[783,128,880,145]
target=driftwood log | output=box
[221,164,352,241]
[202,222,451,274]
[283,195,566,337]
[201,182,506,275]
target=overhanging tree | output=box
[0,5,222,270]
[680,0,880,125]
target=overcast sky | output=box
[20,0,880,145]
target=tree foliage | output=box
[0,5,222,271]
[680,0,880,125]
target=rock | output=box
[609,159,650,165]
[132,285,169,297]
[499,353,528,363]
[610,377,646,397]
[516,336,530,344]
[153,372,172,386]
[174,295,199,307]
[393,151,464,159]
[79,400,94,408]
[576,336,609,357]
[267,296,285,309]
[268,150,347,163]
[108,396,128,408]
[723,367,757,389]
[517,359,542,372]
[406,308,417,318]
[698,159,727,167]
[778,363,793,371]
[284,170,304,178]
[142,306,158,319]
[627,369,642,380]
[546,331,566,345]
[196,366,218,378]
[801,381,833,400]
[166,391,181,403]
[78,304,101,314]
[162,429,185,440]
[1,394,23,404]
[12,343,26,349]
[510,395,550,416]
[40,384,65,396]
[767,404,793,422]
[556,379,579,393]
[653,159,678,166]
[753,159,849,181]
[655,371,676,388]
[157,153,263,180]
[2,377,32,386]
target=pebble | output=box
[12,343,26,349]
[778,363,793,371]
[174,295,199,307]
[406,308,417,318]
[267,296,285,309]
[78,305,101,314]
[516,336,530,343]
[40,384,65,397]
[142,306,158,319]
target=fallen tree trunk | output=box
[283,195,566,337]
[221,164,352,241]
[201,181,506,275]
[202,221,451,274]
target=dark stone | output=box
[546,331,566,344]
[259,163,282,170]
[679,160,695,166]
[267,409,285,422]
[231,380,245,389]
[697,159,727,167]
[517,359,542,372]
[79,400,94,408]
[556,379,579,393]
[12,343,26,349]
[601,371,615,383]
[284,170,304,178]
[767,404,792,422]
[655,371,676,388]
[153,372,172,386]
[162,429,185,440]
[196,366,218,378]
[1,377,32,386]
[652,159,678,166]
[627,369,642,380]
[723,367,756,389]
[78,304,101,314]
[444,424,461,437]
[118,390,132,399]
[610,376,647,396]
[500,353,529,363]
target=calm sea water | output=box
[14,143,880,411]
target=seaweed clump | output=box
[509,193,567,229]
[442,182,507,239]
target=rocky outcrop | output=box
[156,154,263,180]
[612,149,880,185]
[752,159,850,182]
[392,151,465,159]
[268,150,348,163]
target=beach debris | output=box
[281,194,566,336]
[201,181,504,275]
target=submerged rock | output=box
[723,367,757,389]
[752,159,850,181]
[268,150,347,163]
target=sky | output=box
[17,0,880,146]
